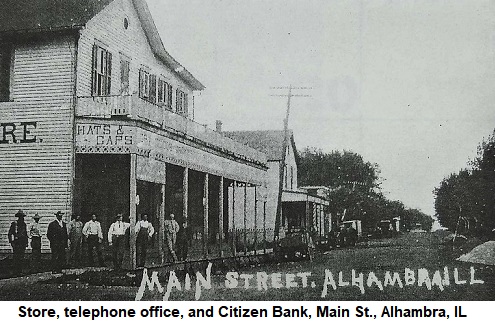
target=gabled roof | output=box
[223,130,298,162]
[0,0,204,91]
[131,0,204,91]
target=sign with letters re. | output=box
[0,121,38,144]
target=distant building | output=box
[224,130,330,241]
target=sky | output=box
[146,0,495,217]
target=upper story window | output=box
[139,69,157,103]
[0,43,13,102]
[120,58,130,95]
[157,79,172,110]
[138,68,150,100]
[284,164,288,189]
[92,44,112,96]
[290,166,294,189]
[176,89,188,116]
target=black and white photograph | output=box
[0,0,494,304]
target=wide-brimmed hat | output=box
[33,213,41,220]
[15,210,26,218]
[54,211,64,217]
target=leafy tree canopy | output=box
[298,147,434,232]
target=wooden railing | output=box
[76,95,266,164]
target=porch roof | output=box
[282,189,328,205]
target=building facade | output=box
[223,130,330,242]
[0,0,268,268]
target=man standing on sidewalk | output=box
[108,213,130,269]
[164,213,180,263]
[82,213,104,266]
[134,213,154,268]
[47,211,68,273]
[67,214,83,267]
[29,214,42,271]
[8,210,29,276]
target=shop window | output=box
[92,44,112,96]
[0,43,13,102]
[176,89,188,116]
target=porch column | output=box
[316,204,323,237]
[203,173,209,259]
[232,180,236,255]
[243,182,247,255]
[159,165,166,264]
[322,204,325,236]
[254,186,258,255]
[305,194,310,229]
[263,200,267,254]
[183,167,189,224]
[129,153,137,269]
[218,176,224,257]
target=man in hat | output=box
[164,213,180,263]
[8,210,28,276]
[67,214,83,267]
[29,214,42,271]
[47,211,68,273]
[82,213,104,266]
[108,213,130,269]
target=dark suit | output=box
[47,220,68,273]
[8,221,28,275]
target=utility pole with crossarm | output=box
[270,85,312,240]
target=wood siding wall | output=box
[77,0,194,116]
[0,36,76,252]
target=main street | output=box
[0,231,493,301]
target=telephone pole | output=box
[270,85,312,240]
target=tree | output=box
[434,128,495,237]
[298,147,381,190]
[299,147,433,232]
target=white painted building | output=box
[0,0,268,267]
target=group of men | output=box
[7,210,187,275]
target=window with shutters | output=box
[92,44,112,96]
[138,68,150,100]
[176,89,188,116]
[157,78,172,109]
[120,58,130,95]
[149,74,157,103]
[284,164,288,188]
[290,166,294,189]
[0,43,13,102]
[167,82,173,110]
[139,69,158,103]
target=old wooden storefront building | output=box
[0,0,270,268]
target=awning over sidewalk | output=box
[282,189,328,205]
